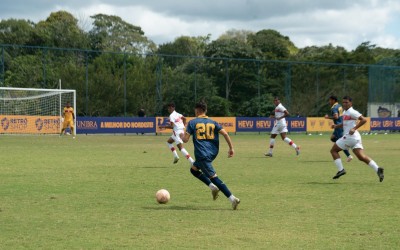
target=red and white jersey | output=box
[274,103,287,126]
[342,107,362,136]
[169,110,185,131]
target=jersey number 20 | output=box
[196,123,215,140]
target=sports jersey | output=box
[331,102,344,125]
[63,107,74,121]
[274,103,287,126]
[186,115,222,162]
[342,107,362,136]
[169,110,185,132]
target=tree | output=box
[34,11,89,49]
[0,19,35,45]
[89,14,156,54]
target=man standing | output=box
[159,102,194,165]
[265,96,300,157]
[182,101,240,210]
[330,96,384,182]
[60,101,75,138]
[325,95,353,162]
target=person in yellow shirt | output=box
[60,102,75,138]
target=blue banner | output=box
[236,117,306,132]
[76,117,156,134]
[370,118,400,130]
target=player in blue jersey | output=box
[182,101,240,210]
[325,96,353,162]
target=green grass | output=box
[1,133,399,249]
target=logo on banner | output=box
[1,117,10,130]
[157,117,170,127]
[35,118,44,131]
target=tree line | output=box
[1,11,399,117]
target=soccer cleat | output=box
[333,169,346,179]
[173,156,180,164]
[232,197,240,210]
[212,189,220,200]
[264,152,273,157]
[295,146,300,156]
[377,168,384,182]
[346,155,353,162]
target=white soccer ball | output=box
[156,189,170,204]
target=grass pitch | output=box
[1,133,399,249]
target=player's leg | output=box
[190,165,219,199]
[69,121,75,138]
[281,130,300,155]
[333,130,352,162]
[330,140,346,179]
[352,147,384,182]
[60,121,67,136]
[176,132,194,165]
[166,137,179,163]
[199,161,240,209]
[265,133,278,156]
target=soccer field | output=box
[1,133,399,249]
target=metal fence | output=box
[1,44,399,117]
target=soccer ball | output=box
[156,189,170,204]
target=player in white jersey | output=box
[265,96,300,157]
[159,102,195,165]
[330,96,384,182]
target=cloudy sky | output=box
[1,0,400,50]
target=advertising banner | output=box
[76,117,156,134]
[0,115,60,134]
[307,117,371,132]
[156,116,236,133]
[236,117,306,132]
[370,118,400,131]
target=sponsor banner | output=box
[368,103,400,118]
[236,117,306,132]
[0,115,60,134]
[307,117,371,132]
[156,116,236,133]
[76,117,156,134]
[370,118,400,130]
[236,117,274,132]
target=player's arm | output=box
[325,112,338,120]
[182,116,187,126]
[349,115,366,135]
[159,121,173,129]
[219,129,234,158]
[277,110,289,120]
[182,132,191,143]
[331,123,343,129]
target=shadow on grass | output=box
[142,205,230,211]
[302,181,342,185]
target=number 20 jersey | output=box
[186,115,223,162]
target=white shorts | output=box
[271,123,288,135]
[336,135,364,150]
[171,129,184,144]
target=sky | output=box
[1,0,400,50]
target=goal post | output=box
[0,87,76,135]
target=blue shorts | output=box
[193,160,216,178]
[332,128,344,141]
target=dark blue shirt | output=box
[186,116,222,162]
[331,102,344,125]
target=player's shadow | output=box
[302,181,342,185]
[143,205,230,211]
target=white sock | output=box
[180,148,194,163]
[228,195,237,203]
[368,160,379,172]
[334,158,344,171]
[167,143,179,158]
[209,183,218,191]
[284,137,297,149]
[269,138,275,154]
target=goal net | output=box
[0,87,76,135]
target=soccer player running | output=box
[325,95,353,162]
[330,96,384,182]
[182,101,240,210]
[60,102,75,138]
[265,96,300,157]
[159,102,194,165]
